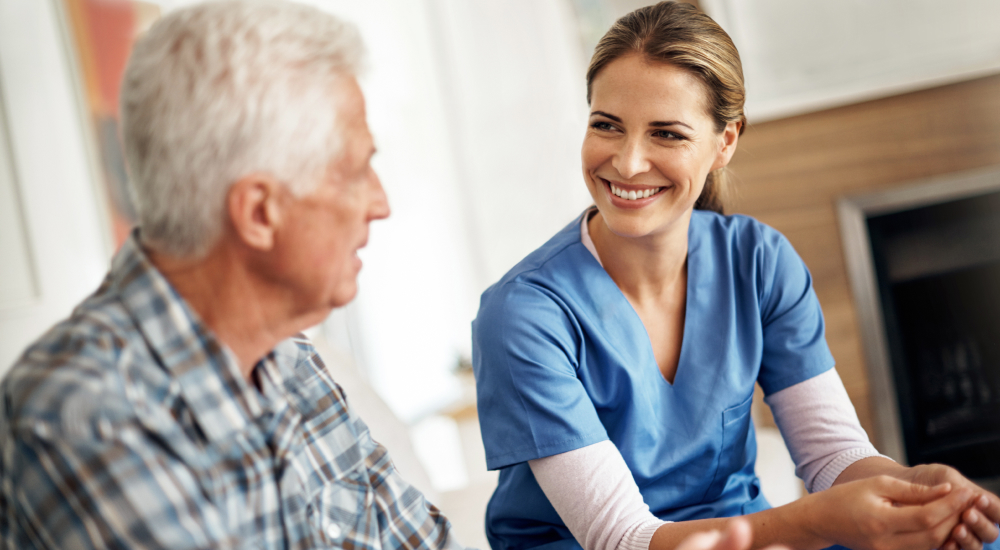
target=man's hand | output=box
[676,518,789,550]
[895,464,1000,550]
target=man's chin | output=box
[328,284,359,310]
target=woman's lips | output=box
[603,178,665,207]
[609,182,662,200]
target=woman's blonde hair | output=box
[586,1,745,214]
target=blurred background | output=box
[2,0,999,547]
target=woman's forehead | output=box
[590,55,713,124]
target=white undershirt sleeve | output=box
[766,368,893,493]
[529,441,666,550]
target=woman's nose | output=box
[612,137,651,180]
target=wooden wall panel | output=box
[733,74,1000,444]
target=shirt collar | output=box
[110,232,273,442]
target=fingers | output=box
[879,475,952,505]
[975,491,1000,527]
[883,512,962,550]
[886,486,972,535]
[675,530,723,550]
[714,518,752,550]
[951,520,984,550]
[962,505,1000,545]
[674,519,761,550]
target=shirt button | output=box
[97,418,113,439]
[326,523,342,540]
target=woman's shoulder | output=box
[689,210,811,304]
[476,212,601,324]
[691,209,790,252]
[486,215,592,288]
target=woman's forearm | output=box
[532,443,972,550]
[649,500,826,550]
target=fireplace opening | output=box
[839,166,1000,487]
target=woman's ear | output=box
[712,121,742,171]
[226,174,284,251]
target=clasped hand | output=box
[813,470,999,550]
[897,464,1000,550]
[675,464,999,550]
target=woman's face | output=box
[582,53,739,239]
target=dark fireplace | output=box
[839,166,1000,488]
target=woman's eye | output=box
[653,130,685,140]
[590,121,616,131]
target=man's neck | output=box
[145,241,321,381]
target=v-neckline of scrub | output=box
[581,209,696,389]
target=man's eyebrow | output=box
[591,110,694,131]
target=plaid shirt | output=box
[0,235,467,550]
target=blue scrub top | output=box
[472,209,836,550]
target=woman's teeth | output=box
[610,184,661,201]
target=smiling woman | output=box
[471,3,1000,550]
[582,55,740,384]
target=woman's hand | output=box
[894,464,1000,550]
[676,518,788,550]
[805,475,973,550]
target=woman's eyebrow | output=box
[590,110,621,122]
[650,120,693,130]
[590,110,693,131]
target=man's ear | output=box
[227,174,285,251]
[712,121,742,171]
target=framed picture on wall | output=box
[59,0,161,249]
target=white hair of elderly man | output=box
[120,0,364,258]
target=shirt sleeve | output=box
[529,441,665,550]
[765,368,890,493]
[473,281,609,470]
[1,420,234,550]
[756,226,836,395]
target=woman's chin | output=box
[596,203,694,241]
[598,215,659,240]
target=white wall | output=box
[701,0,1000,121]
[296,0,594,423]
[0,0,111,376]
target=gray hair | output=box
[120,0,364,258]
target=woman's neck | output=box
[588,209,691,303]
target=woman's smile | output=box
[603,178,667,208]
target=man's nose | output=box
[612,136,652,180]
[369,172,391,221]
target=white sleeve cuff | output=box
[765,368,889,493]
[811,448,894,493]
[621,518,667,550]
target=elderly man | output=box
[0,2,774,550]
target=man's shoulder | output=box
[272,334,352,420]
[1,294,152,441]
